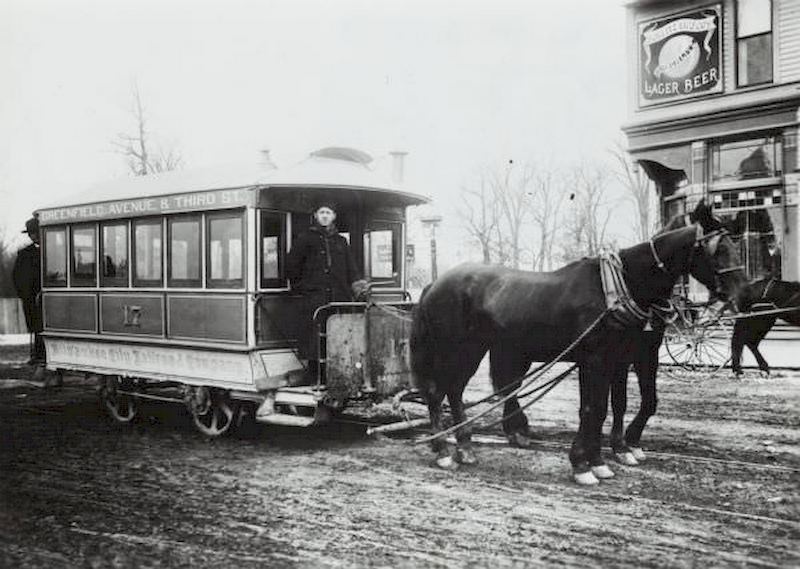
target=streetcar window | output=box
[363,222,402,286]
[43,227,67,286]
[133,219,163,287]
[101,222,128,287]
[207,213,244,288]
[168,216,201,287]
[260,211,286,288]
[71,225,97,287]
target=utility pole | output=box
[420,215,443,281]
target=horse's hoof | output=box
[614,452,639,466]
[507,432,533,449]
[573,470,600,486]
[629,447,647,462]
[456,448,478,465]
[435,455,459,470]
[591,464,615,479]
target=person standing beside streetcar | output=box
[286,202,368,380]
[12,216,46,374]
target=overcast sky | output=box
[0,0,631,256]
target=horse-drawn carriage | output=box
[36,148,426,435]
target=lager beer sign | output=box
[639,5,722,106]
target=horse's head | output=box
[683,200,749,309]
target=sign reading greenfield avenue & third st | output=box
[37,188,256,225]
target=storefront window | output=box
[208,213,244,288]
[71,225,96,287]
[102,222,128,287]
[134,219,163,286]
[44,227,67,286]
[711,137,781,182]
[717,208,782,280]
[737,0,773,86]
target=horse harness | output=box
[599,250,653,330]
[600,225,741,331]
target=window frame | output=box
[206,210,246,290]
[42,225,68,288]
[363,220,403,289]
[735,0,774,88]
[167,214,203,288]
[259,209,288,290]
[69,223,98,288]
[132,217,165,288]
[100,220,130,288]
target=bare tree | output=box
[113,83,182,176]
[528,167,567,271]
[610,141,658,241]
[560,163,615,262]
[0,229,18,297]
[491,160,535,269]
[457,172,500,264]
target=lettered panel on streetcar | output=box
[100,293,165,337]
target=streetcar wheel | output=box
[189,388,240,437]
[98,375,138,424]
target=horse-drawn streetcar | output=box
[36,147,427,435]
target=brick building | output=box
[623,0,800,283]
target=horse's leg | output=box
[610,366,638,466]
[570,357,614,485]
[622,329,661,463]
[426,385,457,470]
[731,324,746,377]
[449,346,487,465]
[490,343,533,448]
[749,341,771,376]
[751,318,775,376]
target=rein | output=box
[413,306,613,446]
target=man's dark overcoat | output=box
[286,224,360,359]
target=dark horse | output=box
[731,278,800,376]
[410,202,748,485]
[609,206,746,466]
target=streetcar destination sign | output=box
[38,187,255,224]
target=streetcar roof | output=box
[35,148,429,225]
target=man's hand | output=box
[351,279,371,301]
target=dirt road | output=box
[1,348,797,568]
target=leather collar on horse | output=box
[600,224,739,330]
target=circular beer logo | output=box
[657,34,700,79]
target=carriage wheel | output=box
[664,317,732,374]
[187,387,240,437]
[98,375,138,424]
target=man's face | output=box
[314,207,336,227]
[30,232,40,245]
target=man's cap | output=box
[313,200,338,214]
[21,216,39,235]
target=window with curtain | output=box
[44,227,67,286]
[168,216,201,287]
[260,210,286,288]
[134,219,163,286]
[737,0,773,87]
[101,222,129,286]
[71,225,96,287]
[207,213,244,288]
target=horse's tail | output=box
[410,283,437,395]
